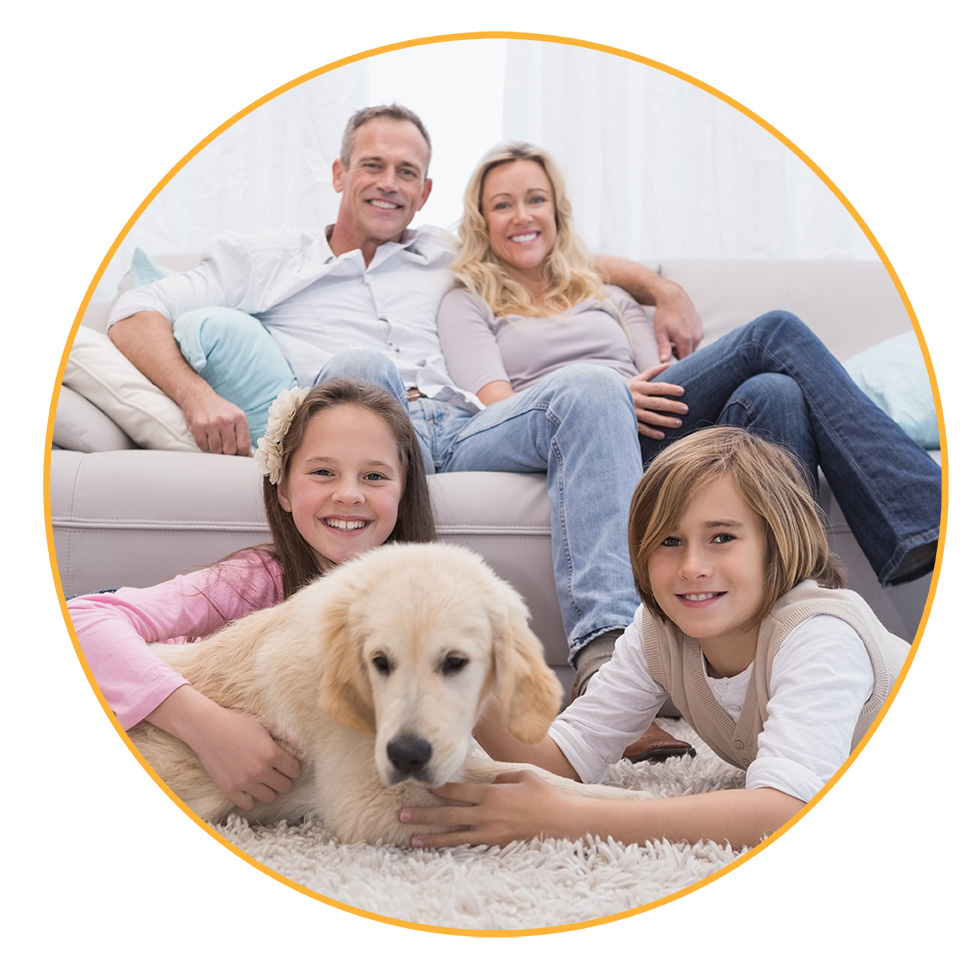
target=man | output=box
[108,104,703,713]
[111,106,701,454]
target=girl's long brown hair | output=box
[263,379,436,597]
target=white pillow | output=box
[62,327,200,452]
[844,331,940,450]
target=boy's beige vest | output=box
[641,580,911,771]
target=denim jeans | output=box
[645,311,942,585]
[189,306,939,649]
[316,352,644,658]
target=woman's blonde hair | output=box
[628,426,846,625]
[453,142,610,317]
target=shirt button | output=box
[733,740,744,751]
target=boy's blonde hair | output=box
[628,427,846,624]
[452,142,610,318]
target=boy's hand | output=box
[399,769,584,849]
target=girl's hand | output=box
[399,769,585,849]
[627,365,688,439]
[147,686,302,810]
[191,706,302,811]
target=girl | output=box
[70,378,436,812]
[400,427,911,849]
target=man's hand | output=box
[649,277,703,362]
[109,309,252,456]
[593,256,704,361]
[627,364,688,439]
[182,386,253,456]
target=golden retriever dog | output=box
[127,543,643,844]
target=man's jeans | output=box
[648,311,942,586]
[316,352,644,660]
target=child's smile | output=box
[276,404,404,567]
[647,476,767,677]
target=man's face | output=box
[332,117,433,253]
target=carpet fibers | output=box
[214,719,751,933]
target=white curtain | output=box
[501,40,875,263]
[94,61,370,302]
[94,38,876,303]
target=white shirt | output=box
[108,225,483,412]
[549,609,876,803]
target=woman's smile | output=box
[481,158,557,287]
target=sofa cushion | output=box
[844,331,939,449]
[62,327,199,452]
[128,247,175,288]
[53,385,134,452]
[658,259,912,361]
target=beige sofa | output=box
[49,257,942,697]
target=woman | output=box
[437,142,940,591]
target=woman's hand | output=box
[147,685,302,810]
[477,379,516,407]
[627,364,688,439]
[399,769,586,849]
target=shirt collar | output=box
[320,224,451,266]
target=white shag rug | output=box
[214,719,750,933]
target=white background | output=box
[6,2,970,967]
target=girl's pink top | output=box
[68,550,284,729]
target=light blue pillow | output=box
[844,332,940,449]
[128,247,174,287]
[173,307,298,449]
[127,248,297,448]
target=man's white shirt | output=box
[108,224,483,411]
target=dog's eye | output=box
[440,655,469,676]
[370,653,392,675]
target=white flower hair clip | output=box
[255,385,311,485]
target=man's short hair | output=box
[339,104,432,172]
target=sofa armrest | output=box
[53,386,134,452]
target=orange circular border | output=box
[43,30,948,938]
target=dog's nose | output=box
[387,735,433,778]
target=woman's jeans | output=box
[647,311,941,586]
[178,306,941,658]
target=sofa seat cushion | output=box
[50,450,570,670]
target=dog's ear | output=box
[489,583,563,743]
[316,598,376,734]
